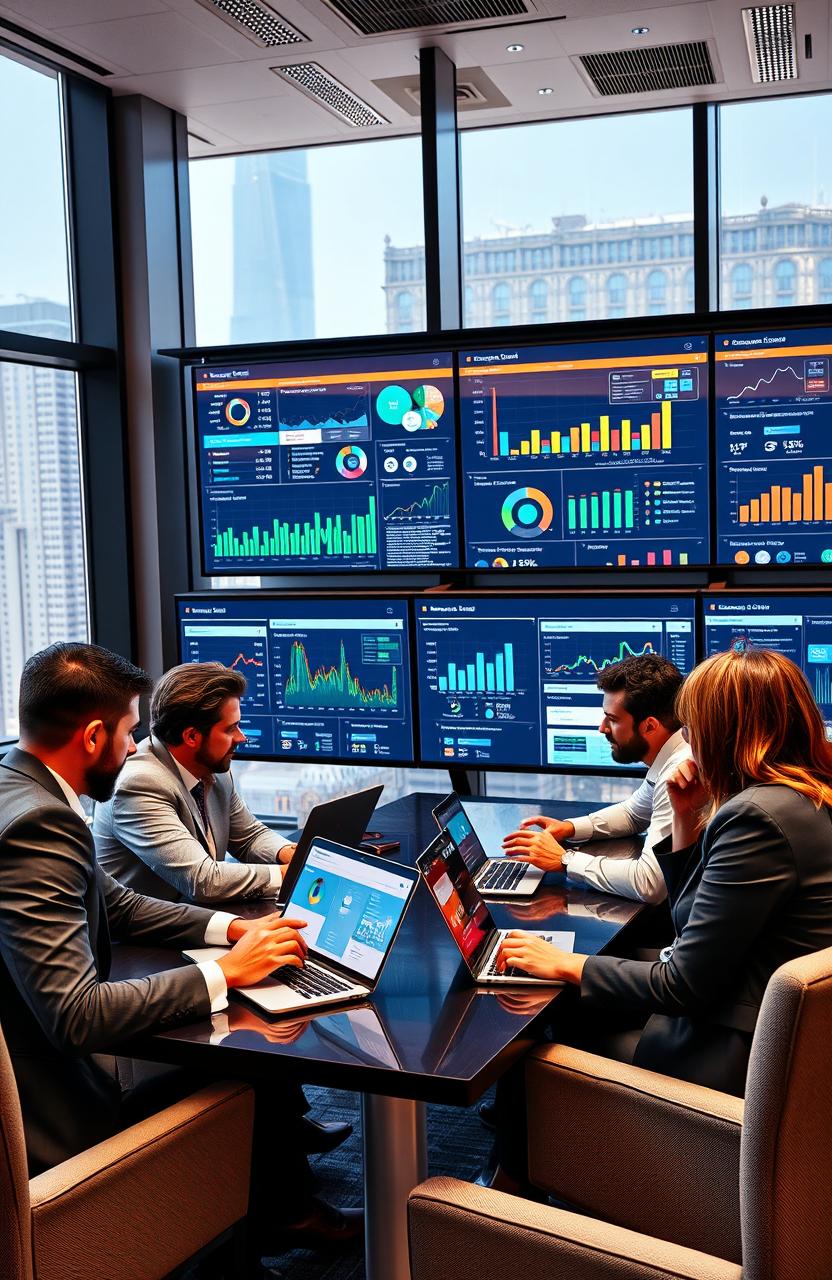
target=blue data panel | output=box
[176,597,414,763]
[458,335,710,569]
[703,594,832,732]
[415,596,696,770]
[716,327,832,566]
[194,352,459,574]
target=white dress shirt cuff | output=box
[268,864,284,888]
[562,848,593,881]
[205,912,238,946]
[569,815,595,843]
[198,960,229,1013]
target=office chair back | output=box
[0,1020,33,1280]
[741,944,832,1280]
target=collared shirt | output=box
[563,729,692,905]
[169,751,284,891]
[46,763,234,1013]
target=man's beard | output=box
[608,729,649,765]
[85,744,126,801]
[195,743,235,774]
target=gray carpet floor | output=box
[261,1084,495,1280]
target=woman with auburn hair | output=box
[487,646,832,1193]
[498,646,832,1096]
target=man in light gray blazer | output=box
[95,662,296,904]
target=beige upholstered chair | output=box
[0,1021,255,1280]
[408,947,832,1280]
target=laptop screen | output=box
[432,794,487,876]
[285,841,416,982]
[418,830,496,973]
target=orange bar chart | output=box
[738,464,832,524]
[491,397,674,457]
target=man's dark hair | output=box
[19,642,151,749]
[150,662,246,745]
[596,653,683,731]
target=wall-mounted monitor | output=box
[175,595,415,763]
[414,594,697,771]
[703,593,832,731]
[193,351,459,575]
[458,335,710,570]
[715,327,832,566]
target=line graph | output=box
[727,365,803,400]
[180,629,269,710]
[549,638,657,677]
[284,639,398,710]
[228,651,264,669]
[383,482,450,522]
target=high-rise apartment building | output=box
[230,151,315,344]
[0,299,86,736]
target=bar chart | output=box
[490,388,673,459]
[211,494,378,561]
[566,485,636,535]
[736,463,832,524]
[436,639,515,694]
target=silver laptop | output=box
[432,793,544,898]
[223,838,418,1016]
[276,784,384,907]
[418,830,573,986]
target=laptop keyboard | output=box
[479,859,528,892]
[483,934,554,978]
[274,962,355,1000]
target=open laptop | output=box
[186,838,418,1016]
[276,784,384,907]
[432,793,544,898]
[417,830,574,986]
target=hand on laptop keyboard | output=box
[495,931,564,982]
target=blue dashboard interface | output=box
[194,351,459,573]
[176,596,413,762]
[458,334,710,569]
[715,327,832,566]
[703,594,832,731]
[415,595,696,770]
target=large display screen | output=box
[176,596,414,763]
[715,327,832,566]
[703,593,832,731]
[193,352,459,574]
[458,335,710,569]
[415,595,696,770]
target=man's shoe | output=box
[477,1099,496,1130]
[300,1115,353,1154]
[276,1198,364,1251]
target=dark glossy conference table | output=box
[114,792,643,1280]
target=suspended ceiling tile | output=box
[51,11,239,74]
[189,90,349,143]
[0,0,167,26]
[112,60,293,108]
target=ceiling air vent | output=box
[742,5,797,82]
[579,40,717,96]
[194,0,307,46]
[321,0,529,37]
[272,63,388,127]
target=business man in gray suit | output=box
[0,642,361,1253]
[94,659,352,1155]
[95,662,295,904]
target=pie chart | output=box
[336,445,368,478]
[225,397,251,427]
[501,487,554,539]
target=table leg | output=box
[362,1094,428,1280]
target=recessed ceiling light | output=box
[506,43,524,52]
[631,26,650,35]
[538,86,553,95]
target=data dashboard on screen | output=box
[458,335,710,569]
[415,596,696,770]
[703,594,832,731]
[715,327,832,566]
[176,597,414,762]
[193,352,459,574]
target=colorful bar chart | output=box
[567,487,635,535]
[614,549,689,566]
[214,496,377,559]
[437,641,515,693]
[491,387,672,458]
[737,464,832,524]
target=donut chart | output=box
[336,445,368,478]
[308,877,325,906]
[225,397,251,426]
[501,487,554,539]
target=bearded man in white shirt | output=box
[503,653,690,904]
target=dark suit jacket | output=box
[581,783,832,1093]
[0,748,217,1173]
